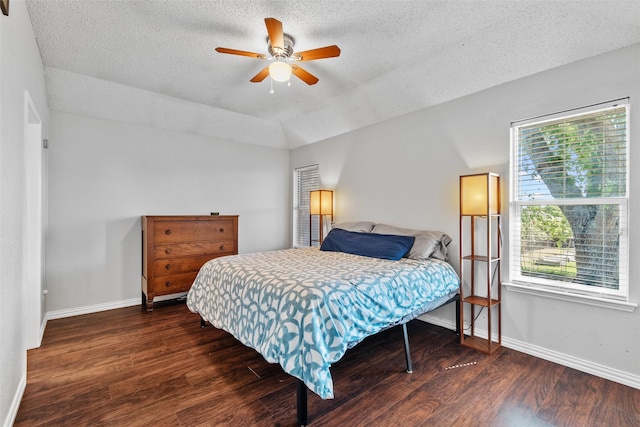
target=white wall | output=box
[290,44,640,388]
[46,111,290,313]
[0,0,49,425]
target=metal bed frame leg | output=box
[296,379,308,426]
[402,323,413,374]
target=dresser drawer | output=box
[152,241,236,259]
[151,254,214,276]
[148,272,198,294]
[153,219,236,243]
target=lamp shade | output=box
[269,61,291,82]
[310,190,333,216]
[460,173,500,215]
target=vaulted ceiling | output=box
[25,0,640,149]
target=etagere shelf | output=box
[459,173,501,354]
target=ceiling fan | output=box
[215,17,341,86]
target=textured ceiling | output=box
[26,0,640,149]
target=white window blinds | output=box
[293,165,319,247]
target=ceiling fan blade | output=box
[265,17,284,51]
[293,45,341,61]
[215,47,267,59]
[291,65,319,85]
[250,67,270,83]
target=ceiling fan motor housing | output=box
[267,34,295,59]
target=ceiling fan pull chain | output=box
[270,78,274,94]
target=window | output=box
[510,100,629,300]
[293,164,319,247]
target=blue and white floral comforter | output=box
[186,247,460,399]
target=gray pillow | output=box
[332,221,376,233]
[371,224,452,261]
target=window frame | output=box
[509,100,630,301]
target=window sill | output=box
[503,282,637,312]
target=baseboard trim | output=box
[502,336,640,390]
[418,315,640,390]
[47,298,140,320]
[3,372,26,427]
[418,313,456,330]
[36,315,47,348]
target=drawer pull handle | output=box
[165,281,172,287]
[219,228,224,233]
[219,245,225,251]
[165,229,172,235]
[165,264,172,270]
[165,248,172,255]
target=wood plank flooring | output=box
[15,301,640,426]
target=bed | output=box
[186,222,460,425]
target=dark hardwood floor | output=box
[15,301,640,426]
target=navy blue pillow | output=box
[320,228,415,261]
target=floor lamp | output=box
[459,172,502,354]
[310,189,333,246]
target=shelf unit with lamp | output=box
[309,189,333,246]
[459,173,501,354]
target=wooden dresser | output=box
[141,215,238,311]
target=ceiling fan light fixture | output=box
[269,60,291,82]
